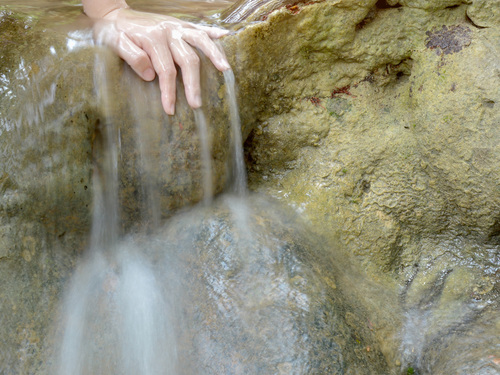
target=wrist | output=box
[82,0,129,19]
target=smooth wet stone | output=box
[47,194,389,374]
[148,195,389,374]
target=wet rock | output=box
[47,194,389,374]
[398,238,499,374]
[1,0,499,373]
[0,7,234,373]
[149,195,390,374]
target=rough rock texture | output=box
[0,10,93,374]
[152,194,389,374]
[221,0,500,373]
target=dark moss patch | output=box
[425,25,472,55]
[375,0,402,9]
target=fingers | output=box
[147,43,177,115]
[168,36,202,109]
[115,33,156,81]
[191,23,230,39]
[99,10,232,114]
[182,29,231,72]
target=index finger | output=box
[182,30,231,72]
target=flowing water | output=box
[193,108,214,204]
[223,69,247,196]
[53,50,179,374]
[51,41,250,372]
[2,1,498,374]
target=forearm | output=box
[82,0,129,19]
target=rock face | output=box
[1,0,499,374]
[222,0,499,372]
[152,195,388,374]
[0,7,232,373]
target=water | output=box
[224,69,247,196]
[193,108,214,204]
[0,0,236,24]
[53,51,178,374]
[51,32,248,374]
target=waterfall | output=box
[52,55,180,375]
[52,54,246,375]
[194,108,214,205]
[224,69,247,196]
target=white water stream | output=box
[52,59,246,374]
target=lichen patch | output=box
[425,25,472,55]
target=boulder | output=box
[0,7,234,373]
[47,194,389,374]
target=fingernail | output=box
[221,60,231,71]
[143,68,155,81]
[169,104,175,114]
[164,102,175,115]
[192,96,202,109]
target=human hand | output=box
[93,8,231,115]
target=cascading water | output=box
[223,69,247,196]
[193,108,214,204]
[51,39,249,372]
[53,53,178,375]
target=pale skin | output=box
[83,0,231,115]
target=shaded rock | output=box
[390,0,464,10]
[0,6,237,373]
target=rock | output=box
[1,0,499,373]
[391,0,464,10]
[233,0,499,285]
[150,194,389,374]
[47,194,390,374]
[224,0,500,370]
[467,0,500,28]
[0,7,235,373]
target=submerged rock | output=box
[48,194,389,374]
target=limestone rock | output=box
[467,0,500,28]
[225,0,499,371]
